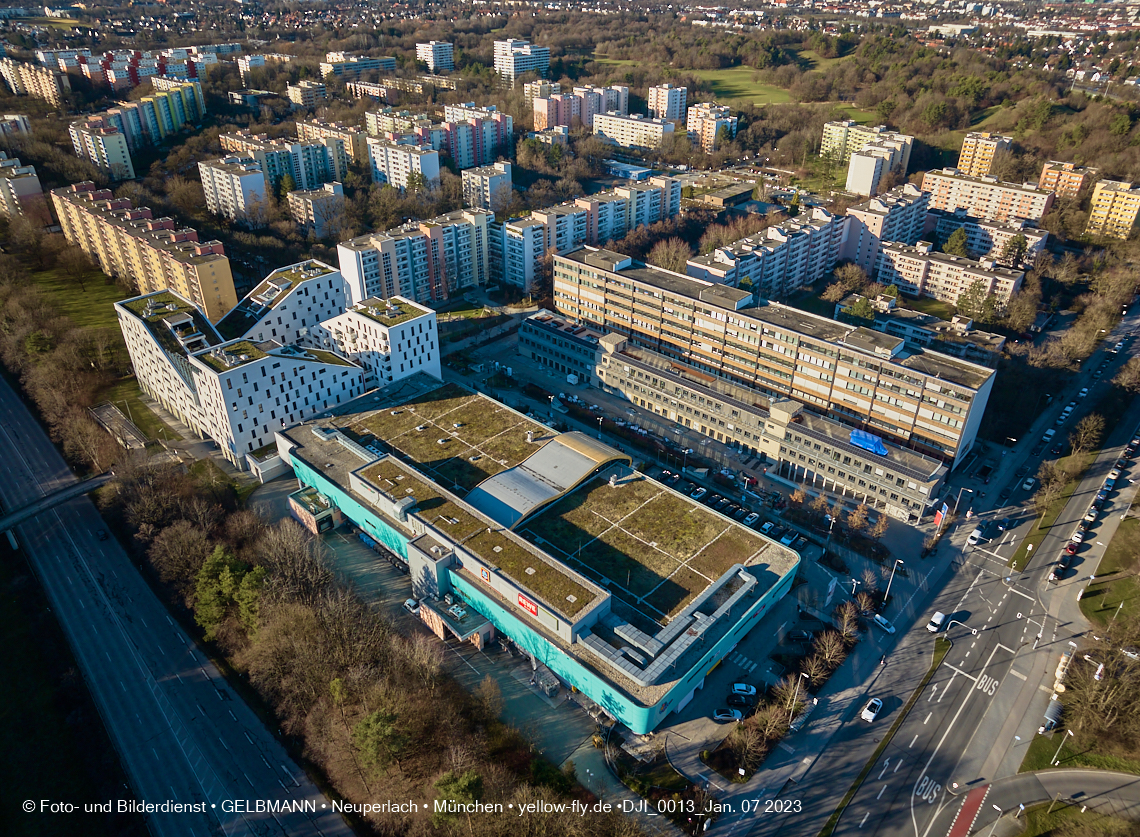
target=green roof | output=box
[197,339,267,372]
[121,292,218,358]
[215,261,336,341]
[355,299,433,328]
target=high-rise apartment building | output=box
[69,116,135,180]
[366,138,441,191]
[684,207,845,298]
[921,168,1055,224]
[337,208,493,305]
[647,84,687,121]
[840,184,931,274]
[313,297,440,389]
[320,53,395,80]
[0,152,44,222]
[149,77,206,122]
[593,113,675,149]
[956,132,1012,178]
[296,119,368,162]
[287,80,327,108]
[820,121,914,174]
[53,182,237,321]
[416,41,454,73]
[220,130,348,190]
[288,182,345,239]
[198,156,269,225]
[493,39,550,87]
[1086,179,1140,239]
[462,161,512,211]
[924,209,1048,263]
[1038,161,1097,200]
[524,80,560,105]
[553,247,995,464]
[686,103,737,153]
[873,241,1025,307]
[0,58,70,106]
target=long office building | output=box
[647,84,687,121]
[684,207,845,299]
[320,52,395,80]
[840,184,930,275]
[920,168,1054,224]
[220,130,347,191]
[53,182,238,321]
[873,241,1025,307]
[593,113,675,149]
[296,119,368,162]
[552,246,995,464]
[416,41,454,73]
[366,138,441,191]
[0,58,70,106]
[956,132,1012,178]
[1085,179,1140,239]
[198,156,268,225]
[493,39,549,86]
[116,262,366,470]
[337,208,493,305]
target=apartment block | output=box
[684,206,845,298]
[462,161,512,211]
[647,84,687,121]
[524,80,560,106]
[366,138,441,191]
[925,209,1048,263]
[287,80,327,108]
[873,241,1025,306]
[416,41,454,73]
[320,53,395,80]
[53,182,237,321]
[493,216,548,292]
[533,94,580,131]
[345,81,389,102]
[0,113,29,137]
[199,156,269,225]
[0,152,44,221]
[288,182,345,238]
[366,107,431,137]
[845,151,886,198]
[296,119,367,162]
[592,333,947,521]
[1086,179,1140,239]
[337,208,493,305]
[553,246,995,464]
[493,39,550,86]
[1038,161,1097,200]
[313,297,440,388]
[443,103,513,139]
[220,130,347,190]
[0,58,70,106]
[593,113,675,149]
[956,132,1012,178]
[920,168,1055,224]
[116,273,365,470]
[527,126,569,147]
[69,116,135,180]
[149,78,206,122]
[820,120,913,173]
[213,259,348,347]
[840,183,931,274]
[686,103,737,153]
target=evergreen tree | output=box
[943,227,970,257]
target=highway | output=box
[0,374,352,837]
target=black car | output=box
[1058,552,1074,570]
[714,498,732,511]
[999,488,1012,501]
[727,694,756,708]
[997,518,1011,531]
[1031,444,1045,456]
[707,493,723,505]
[96,529,108,541]
[733,506,749,520]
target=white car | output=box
[743,512,760,527]
[714,709,743,722]
[731,683,757,696]
[872,614,896,634]
[1022,477,1036,491]
[759,521,776,535]
[1110,469,1122,480]
[1072,529,1086,544]
[1079,388,1090,399]
[403,598,420,615]
[1085,508,1099,523]
[861,698,883,722]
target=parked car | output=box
[999,487,1012,501]
[860,698,883,722]
[1065,542,1079,555]
[731,683,757,696]
[788,630,814,643]
[1079,387,1090,398]
[713,708,743,722]
[403,599,420,615]
[1110,469,1122,480]
[96,529,109,541]
[727,694,756,708]
[998,518,1011,531]
[1105,478,1117,491]
[759,521,776,535]
[872,614,896,634]
[779,530,798,546]
[1071,530,1086,544]
[690,487,707,501]
[732,506,749,520]
[927,611,946,633]
[1022,477,1037,491]
[743,512,760,527]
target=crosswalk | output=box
[727,650,758,673]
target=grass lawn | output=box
[592,55,637,66]
[0,548,145,837]
[1020,728,1140,775]
[690,67,794,104]
[16,15,80,29]
[900,295,957,320]
[1093,514,1140,576]
[97,378,178,442]
[1079,574,1140,627]
[835,106,877,124]
[794,49,854,71]
[1009,452,1094,571]
[29,267,125,330]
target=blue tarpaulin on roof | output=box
[850,429,889,456]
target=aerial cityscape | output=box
[5,2,1140,837]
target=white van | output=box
[927,611,946,633]
[872,614,896,634]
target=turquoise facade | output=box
[292,454,799,734]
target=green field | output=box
[592,55,637,66]
[794,49,854,72]
[29,267,126,331]
[901,296,958,320]
[690,67,794,104]
[98,378,178,442]
[16,16,80,29]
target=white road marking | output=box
[879,759,891,780]
[1009,669,1027,681]
[924,712,932,724]
[860,813,869,828]
[910,735,918,748]
[877,784,888,800]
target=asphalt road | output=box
[0,375,352,837]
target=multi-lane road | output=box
[0,375,352,837]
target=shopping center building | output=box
[274,376,799,733]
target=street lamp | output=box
[986,804,1004,837]
[850,578,860,597]
[597,416,603,440]
[884,558,904,607]
[954,487,974,514]
[792,671,809,710]
[1051,729,1075,765]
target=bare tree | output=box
[255,520,336,607]
[813,630,847,669]
[1115,358,1140,393]
[846,503,869,535]
[148,519,211,592]
[801,653,828,684]
[1070,413,1105,456]
[860,568,880,594]
[728,723,767,770]
[835,600,860,639]
[57,245,94,292]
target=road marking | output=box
[1040,684,1053,694]
[860,812,869,828]
[924,712,932,724]
[910,735,918,748]
[1009,669,1027,681]
[877,784,888,800]
[894,760,902,773]
[1008,586,1035,601]
[944,662,979,683]
[228,710,237,721]
[879,759,891,780]
[928,684,939,701]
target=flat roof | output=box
[119,291,220,358]
[353,297,433,327]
